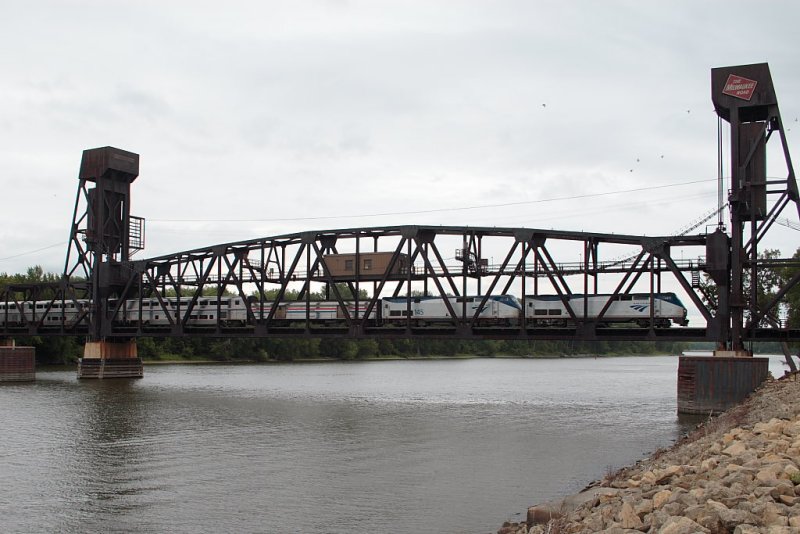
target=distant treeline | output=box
[21,336,686,365]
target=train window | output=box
[413,298,421,303]
[534,309,547,316]
[548,309,562,316]
[363,259,373,270]
[390,310,402,317]
[620,295,633,301]
[345,260,354,271]
[235,300,240,305]
[210,301,217,305]
[36,304,45,309]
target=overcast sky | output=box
[1,0,799,279]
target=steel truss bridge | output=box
[2,63,800,360]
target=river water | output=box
[0,355,789,533]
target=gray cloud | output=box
[0,0,798,278]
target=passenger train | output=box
[0,292,688,328]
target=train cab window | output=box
[548,309,562,316]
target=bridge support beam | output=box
[77,340,143,379]
[677,354,768,415]
[0,340,35,382]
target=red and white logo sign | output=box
[722,74,758,101]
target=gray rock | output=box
[645,509,670,531]
[696,513,726,534]
[661,502,684,516]
[718,508,761,530]
[771,482,796,499]
[657,516,711,534]
[724,470,755,487]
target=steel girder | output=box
[56,224,721,341]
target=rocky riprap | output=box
[498,374,800,534]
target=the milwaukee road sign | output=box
[722,74,758,101]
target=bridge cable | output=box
[149,178,718,223]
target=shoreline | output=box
[139,352,681,365]
[499,372,800,534]
[33,353,681,372]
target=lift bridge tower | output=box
[710,63,798,352]
[64,146,145,378]
[674,63,800,414]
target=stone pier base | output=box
[0,344,35,382]
[77,340,143,379]
[677,353,768,415]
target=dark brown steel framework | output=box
[711,63,800,352]
[2,64,800,352]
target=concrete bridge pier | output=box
[0,339,35,382]
[77,340,143,379]
[677,351,769,415]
